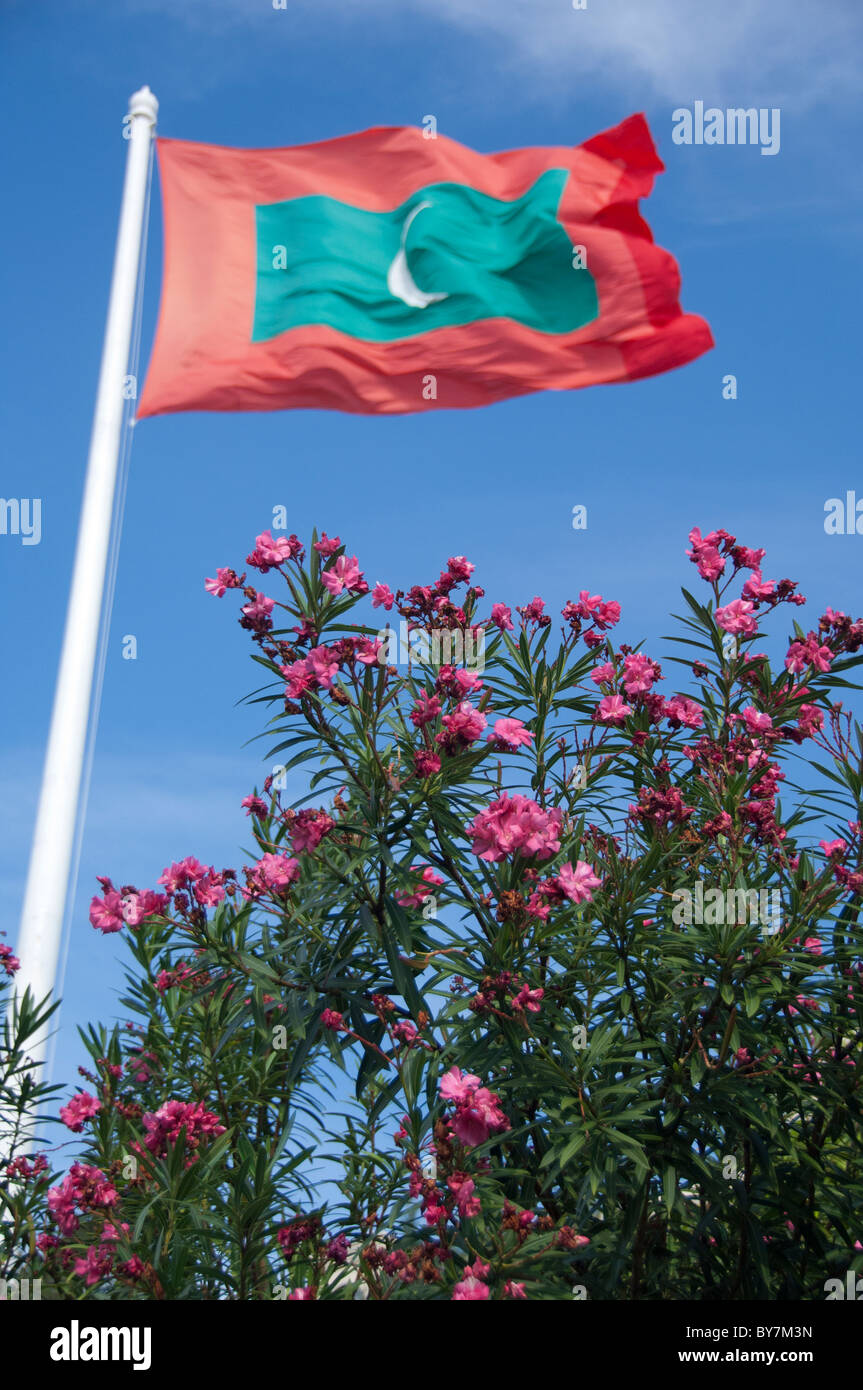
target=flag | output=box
[138,114,712,418]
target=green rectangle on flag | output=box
[252,169,599,343]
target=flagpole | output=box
[10,86,158,1087]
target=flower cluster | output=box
[0,941,20,976]
[59,1090,101,1133]
[46,1164,118,1238]
[467,794,562,863]
[89,880,168,934]
[38,520,860,1302]
[141,1099,226,1158]
[439,1066,510,1148]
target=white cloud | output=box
[420,0,861,106]
[117,0,862,108]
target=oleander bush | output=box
[3,524,863,1300]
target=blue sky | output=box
[2,0,862,1112]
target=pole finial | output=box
[128,86,159,125]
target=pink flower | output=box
[252,530,300,568]
[803,936,823,955]
[622,653,656,696]
[452,1258,492,1300]
[590,662,615,685]
[715,599,757,635]
[257,853,301,890]
[89,891,125,934]
[806,639,834,673]
[452,1274,490,1301]
[290,809,334,854]
[321,1008,345,1031]
[467,794,562,863]
[820,838,847,859]
[121,890,168,926]
[448,1173,482,1218]
[520,597,546,623]
[561,1234,589,1256]
[511,984,544,1014]
[47,1187,79,1236]
[557,860,602,904]
[411,693,442,727]
[321,554,365,595]
[241,593,275,624]
[60,1092,101,1133]
[735,546,765,570]
[797,704,824,737]
[687,527,726,581]
[392,1021,418,1046]
[439,701,487,747]
[157,857,208,893]
[193,873,226,908]
[353,637,383,666]
[447,556,475,582]
[785,634,833,674]
[414,750,442,777]
[504,1280,527,1299]
[665,696,704,729]
[451,1086,510,1148]
[742,706,773,734]
[595,694,632,725]
[205,567,239,597]
[396,865,445,909]
[487,717,533,751]
[440,1066,480,1104]
[73,1245,113,1287]
[372,582,394,610]
[593,599,622,630]
[47,1165,118,1237]
[742,569,776,601]
[326,1235,350,1265]
[314,532,341,556]
[490,603,514,632]
[142,1099,225,1157]
[307,645,340,689]
[282,658,316,698]
[574,591,621,629]
[0,944,20,976]
[788,996,820,1022]
[242,793,268,817]
[451,666,483,696]
[100,1221,131,1245]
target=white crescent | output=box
[386,201,450,310]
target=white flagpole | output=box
[10,86,158,1084]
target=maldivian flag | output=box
[138,114,712,418]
